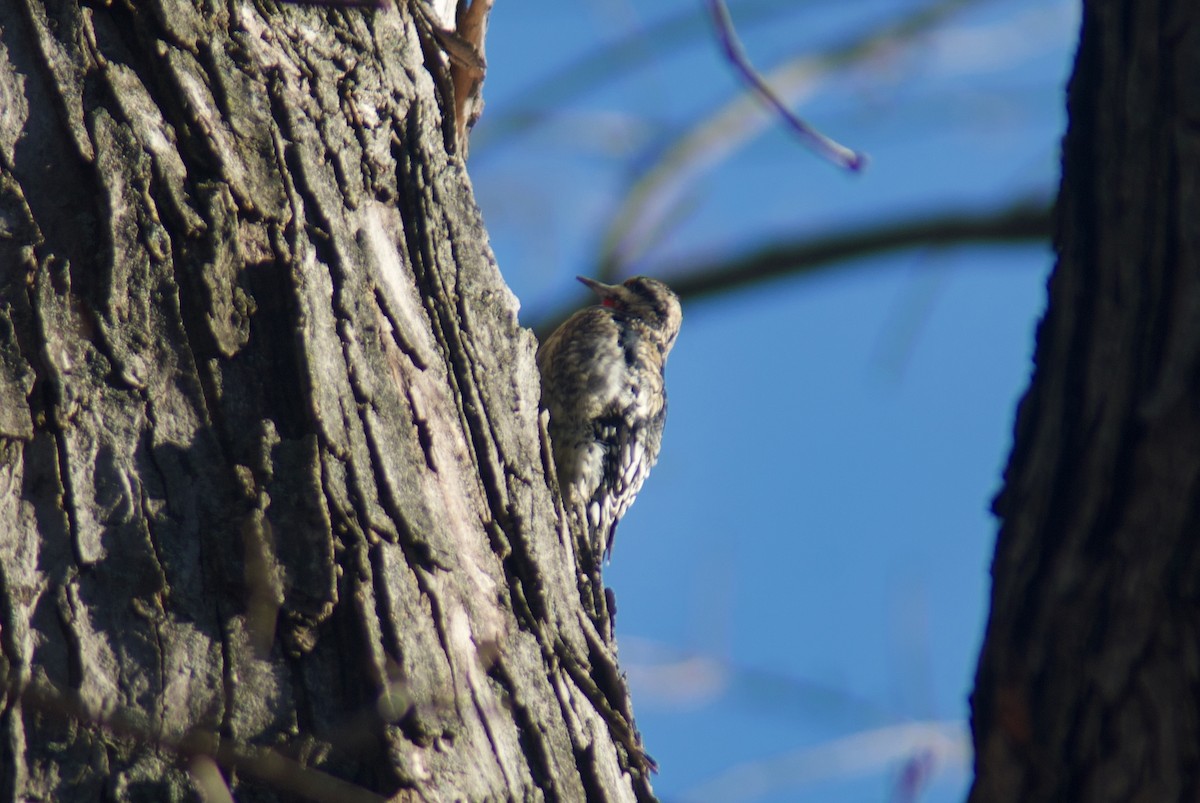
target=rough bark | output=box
[0,1,650,801]
[970,0,1200,799]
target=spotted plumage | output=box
[537,276,682,563]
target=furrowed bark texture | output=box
[970,0,1200,799]
[0,1,651,800]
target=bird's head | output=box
[578,275,683,355]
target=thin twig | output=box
[707,0,865,172]
[472,0,803,155]
[600,0,977,273]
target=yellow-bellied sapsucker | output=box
[537,276,682,563]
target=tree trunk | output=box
[0,1,650,800]
[970,0,1200,799]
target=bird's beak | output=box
[577,276,620,299]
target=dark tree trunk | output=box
[0,1,650,800]
[970,0,1200,799]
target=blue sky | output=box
[474,1,1076,800]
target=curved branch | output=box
[472,0,801,156]
[707,0,865,171]
[598,0,982,274]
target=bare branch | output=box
[17,681,389,803]
[707,0,864,172]
[532,196,1051,338]
[664,195,1051,301]
[472,0,801,154]
[598,0,982,275]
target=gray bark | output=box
[970,0,1200,799]
[0,1,650,800]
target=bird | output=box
[536,275,682,564]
